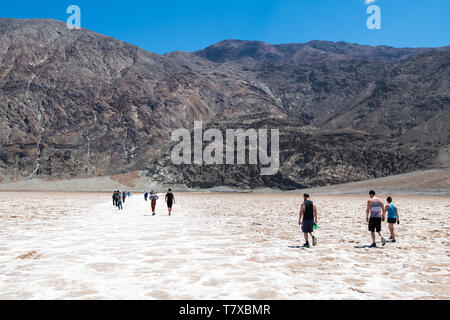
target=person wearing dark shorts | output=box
[298,194,318,248]
[368,217,382,232]
[385,196,400,242]
[165,189,175,216]
[366,190,386,247]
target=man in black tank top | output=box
[165,189,175,216]
[299,194,318,248]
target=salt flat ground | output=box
[0,192,448,300]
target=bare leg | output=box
[371,232,376,243]
[310,232,317,246]
[304,233,309,243]
[377,232,386,246]
[389,223,395,240]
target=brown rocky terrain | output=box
[145,114,442,190]
[299,168,450,196]
[0,18,448,190]
[0,19,279,179]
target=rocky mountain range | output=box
[0,18,448,189]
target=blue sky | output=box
[1,0,449,54]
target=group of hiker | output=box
[111,188,176,215]
[112,190,131,210]
[144,189,176,216]
[111,187,400,248]
[298,190,400,248]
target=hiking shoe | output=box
[303,243,310,248]
[391,239,396,243]
[312,236,317,246]
[370,243,377,248]
[389,236,393,240]
[381,238,386,246]
[152,213,155,216]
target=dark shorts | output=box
[369,217,382,232]
[302,220,315,233]
[387,218,397,224]
[167,201,173,208]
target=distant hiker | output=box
[113,190,120,207]
[112,191,117,206]
[298,194,318,248]
[117,191,123,210]
[165,189,175,216]
[144,191,148,201]
[127,191,131,198]
[366,190,386,247]
[385,196,400,242]
[122,191,127,203]
[149,191,159,216]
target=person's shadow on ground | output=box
[288,246,306,249]
[354,245,385,249]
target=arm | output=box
[381,201,386,221]
[366,200,371,223]
[173,195,176,204]
[165,194,167,202]
[396,207,400,224]
[313,205,318,224]
[299,204,304,225]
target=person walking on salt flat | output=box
[149,191,159,216]
[117,191,123,210]
[366,190,386,247]
[385,196,400,242]
[165,188,175,216]
[299,193,318,248]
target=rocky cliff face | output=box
[0,19,279,179]
[193,39,444,65]
[145,114,439,190]
[0,18,448,189]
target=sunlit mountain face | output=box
[0,19,448,189]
